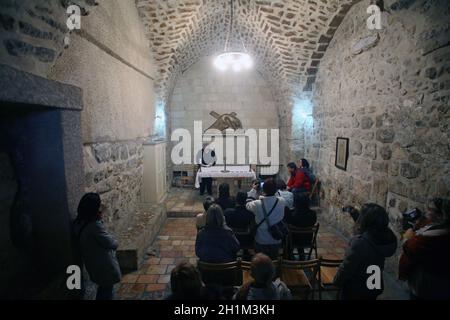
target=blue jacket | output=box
[196,227,240,263]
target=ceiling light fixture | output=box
[213,0,253,72]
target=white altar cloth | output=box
[195,165,257,188]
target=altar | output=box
[195,165,257,195]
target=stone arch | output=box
[137,0,360,107]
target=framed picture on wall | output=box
[335,137,349,171]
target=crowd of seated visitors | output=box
[72,158,449,300]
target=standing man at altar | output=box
[196,143,217,196]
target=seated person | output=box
[286,162,310,194]
[399,198,450,300]
[234,253,292,300]
[224,191,255,249]
[284,193,317,260]
[166,261,204,300]
[299,158,316,185]
[247,179,261,200]
[275,179,294,210]
[196,196,214,231]
[195,204,240,263]
[334,203,397,300]
[215,182,235,210]
[246,178,286,260]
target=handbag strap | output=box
[260,198,279,229]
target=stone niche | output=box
[0,64,83,299]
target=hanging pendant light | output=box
[213,0,253,72]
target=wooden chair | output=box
[197,259,243,287]
[285,222,320,260]
[280,258,320,300]
[317,257,343,300]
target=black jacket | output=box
[334,229,397,300]
[215,197,235,211]
[224,206,255,247]
[284,208,317,247]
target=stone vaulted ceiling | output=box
[136,0,358,102]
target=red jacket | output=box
[399,229,450,280]
[287,169,310,191]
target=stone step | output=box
[116,204,166,273]
[167,210,199,218]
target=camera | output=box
[342,205,360,222]
[402,208,423,231]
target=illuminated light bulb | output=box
[242,54,253,70]
[213,52,253,72]
[232,61,242,72]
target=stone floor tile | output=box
[136,275,159,284]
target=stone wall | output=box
[48,0,157,230]
[305,0,450,273]
[0,0,96,77]
[83,140,144,233]
[0,0,159,229]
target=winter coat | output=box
[195,226,240,263]
[224,206,255,247]
[287,169,310,191]
[74,220,122,286]
[334,229,397,300]
[399,224,450,299]
[284,207,317,247]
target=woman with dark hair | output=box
[334,203,397,300]
[399,198,450,299]
[195,204,240,263]
[73,193,121,300]
[299,158,316,185]
[215,182,235,210]
[224,191,255,250]
[167,261,204,300]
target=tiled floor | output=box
[116,218,198,300]
[116,188,409,300]
[165,187,204,215]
